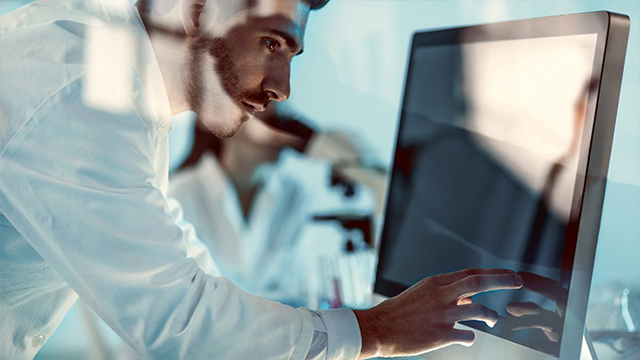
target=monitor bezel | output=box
[373,11,630,360]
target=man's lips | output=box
[243,100,267,111]
[241,102,256,117]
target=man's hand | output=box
[353,268,523,359]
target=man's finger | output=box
[518,272,568,314]
[543,329,560,342]
[447,329,476,347]
[506,301,546,317]
[437,268,517,285]
[457,297,472,305]
[448,303,499,328]
[449,273,523,300]
[518,272,565,301]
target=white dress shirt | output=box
[0,0,361,359]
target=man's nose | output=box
[262,62,291,102]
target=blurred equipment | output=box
[588,284,640,359]
[312,214,374,251]
[256,106,316,152]
[259,108,389,219]
[312,214,377,309]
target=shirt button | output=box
[31,334,46,348]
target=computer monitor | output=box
[374,11,629,360]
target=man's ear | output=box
[179,0,207,37]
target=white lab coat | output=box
[168,151,374,305]
[0,0,360,359]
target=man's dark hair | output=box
[306,0,331,10]
[137,0,330,14]
[242,0,331,11]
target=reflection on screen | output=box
[379,33,598,356]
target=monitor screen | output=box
[375,12,629,358]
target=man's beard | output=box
[187,36,269,137]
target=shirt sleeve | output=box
[307,309,362,360]
[0,81,319,359]
[167,196,364,360]
[165,196,222,276]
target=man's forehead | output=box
[199,0,310,42]
[248,0,310,28]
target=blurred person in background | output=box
[169,108,376,306]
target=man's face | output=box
[186,0,310,138]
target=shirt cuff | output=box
[312,308,362,360]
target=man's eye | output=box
[264,38,279,53]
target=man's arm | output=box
[0,86,521,359]
[0,85,316,359]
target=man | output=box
[0,0,523,359]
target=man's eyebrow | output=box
[264,28,304,55]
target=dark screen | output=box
[377,33,599,356]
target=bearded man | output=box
[0,0,523,359]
